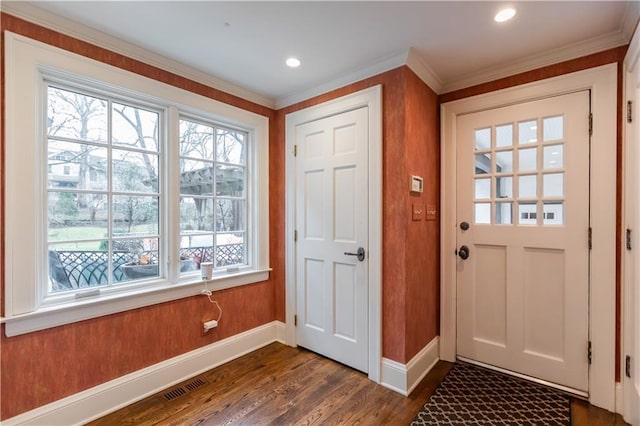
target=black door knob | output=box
[458,245,470,260]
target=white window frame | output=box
[3,32,270,336]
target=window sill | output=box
[1,268,271,337]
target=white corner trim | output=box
[406,47,443,94]
[1,1,275,109]
[2,321,285,426]
[441,31,628,94]
[616,382,624,414]
[380,336,440,396]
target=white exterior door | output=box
[456,91,591,393]
[294,106,369,372]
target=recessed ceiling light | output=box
[494,7,516,23]
[286,57,301,68]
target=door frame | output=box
[440,64,618,410]
[623,24,640,425]
[284,85,383,383]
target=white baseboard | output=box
[3,320,286,426]
[380,336,440,396]
[615,381,623,414]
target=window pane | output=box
[216,128,246,165]
[543,145,564,169]
[496,176,513,198]
[519,148,537,171]
[475,128,491,150]
[180,197,214,232]
[543,173,564,197]
[112,195,159,236]
[47,87,108,143]
[112,103,159,152]
[48,141,108,191]
[112,149,159,193]
[48,192,108,242]
[216,199,245,232]
[495,151,513,173]
[180,160,214,196]
[216,233,245,267]
[518,175,537,198]
[180,234,214,267]
[117,238,161,282]
[216,165,245,197]
[475,178,490,199]
[543,116,563,141]
[475,153,491,174]
[518,120,537,145]
[180,120,214,161]
[475,203,491,224]
[48,242,111,293]
[518,202,538,225]
[495,202,512,224]
[543,202,564,225]
[496,124,513,148]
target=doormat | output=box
[411,362,571,425]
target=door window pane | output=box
[495,151,513,173]
[519,148,537,171]
[496,202,512,224]
[543,202,564,225]
[543,116,563,141]
[518,120,537,145]
[475,178,491,199]
[475,128,491,150]
[496,124,513,148]
[518,203,538,225]
[475,153,491,174]
[475,203,491,224]
[543,144,564,169]
[519,175,537,198]
[496,176,513,198]
[543,173,564,197]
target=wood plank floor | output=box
[88,342,628,425]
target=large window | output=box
[5,33,269,336]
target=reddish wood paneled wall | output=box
[277,66,441,363]
[0,13,280,420]
[439,46,628,382]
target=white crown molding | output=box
[1,1,276,109]
[441,30,629,94]
[621,1,640,42]
[406,47,444,94]
[275,50,408,109]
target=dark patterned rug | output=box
[411,362,571,425]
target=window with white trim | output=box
[4,32,270,336]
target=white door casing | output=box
[294,107,369,371]
[441,64,617,410]
[623,24,640,425]
[285,86,383,382]
[456,91,590,393]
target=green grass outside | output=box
[49,224,158,250]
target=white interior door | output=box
[295,106,369,372]
[623,30,640,424]
[456,91,590,393]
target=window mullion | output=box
[167,106,181,283]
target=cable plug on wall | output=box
[201,289,212,296]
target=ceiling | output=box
[4,1,639,108]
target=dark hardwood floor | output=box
[88,342,628,425]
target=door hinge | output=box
[588,227,593,250]
[293,145,297,157]
[589,113,593,136]
[626,355,632,378]
[627,228,632,251]
[294,230,298,242]
[628,101,633,123]
[588,341,592,365]
[294,314,297,327]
